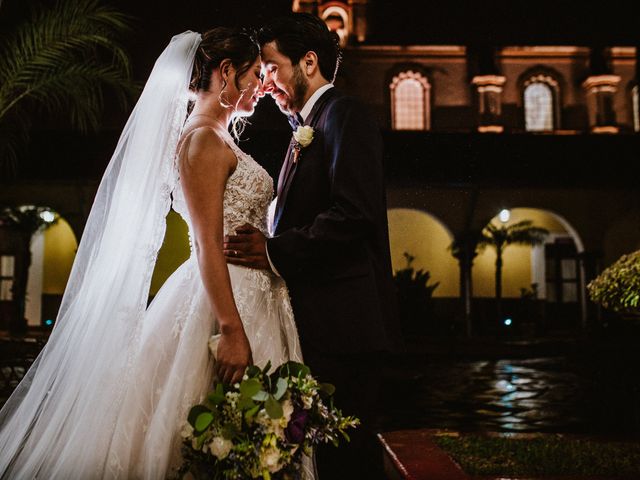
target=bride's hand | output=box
[215,325,253,385]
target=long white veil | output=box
[0,31,202,479]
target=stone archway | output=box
[475,207,586,331]
[26,212,78,327]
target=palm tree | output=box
[0,0,136,173]
[478,220,549,321]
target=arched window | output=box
[633,85,639,132]
[390,71,431,131]
[523,74,559,132]
[321,6,349,47]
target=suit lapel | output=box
[274,89,338,232]
[276,137,296,195]
[305,87,337,128]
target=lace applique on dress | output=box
[172,129,274,240]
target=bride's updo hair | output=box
[190,27,259,94]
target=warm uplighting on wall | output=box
[321,5,349,47]
[478,125,504,133]
[633,85,639,132]
[472,75,506,133]
[591,126,619,134]
[582,75,621,134]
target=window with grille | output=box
[524,82,554,131]
[390,71,430,131]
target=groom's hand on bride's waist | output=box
[224,224,270,270]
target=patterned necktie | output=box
[287,112,304,131]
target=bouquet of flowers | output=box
[178,361,359,480]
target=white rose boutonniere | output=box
[292,125,314,163]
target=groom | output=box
[225,13,397,479]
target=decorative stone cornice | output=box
[478,125,504,133]
[591,125,619,134]
[472,75,507,87]
[582,75,621,91]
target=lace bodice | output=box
[172,130,274,242]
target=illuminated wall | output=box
[28,211,191,322]
[387,208,459,297]
[150,210,191,295]
[472,244,533,298]
[43,218,78,294]
[25,217,78,325]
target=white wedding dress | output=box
[105,131,304,479]
[0,32,311,480]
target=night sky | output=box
[5,0,639,80]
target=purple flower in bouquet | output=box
[285,408,309,444]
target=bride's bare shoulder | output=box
[177,125,236,172]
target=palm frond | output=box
[507,227,549,245]
[0,0,136,172]
[0,108,31,177]
[0,0,133,115]
[477,220,549,250]
[26,60,136,131]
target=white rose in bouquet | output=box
[209,436,233,460]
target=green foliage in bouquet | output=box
[178,361,359,480]
[587,250,640,314]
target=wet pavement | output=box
[4,336,640,436]
[380,353,640,435]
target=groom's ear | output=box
[302,51,319,77]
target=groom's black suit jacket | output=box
[267,88,397,355]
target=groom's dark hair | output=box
[258,13,342,82]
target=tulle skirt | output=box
[109,257,303,479]
[1,257,303,479]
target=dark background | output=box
[2,0,640,181]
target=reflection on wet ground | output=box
[380,356,640,434]
[3,339,639,435]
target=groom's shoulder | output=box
[325,88,359,108]
[324,89,370,118]
[323,89,379,133]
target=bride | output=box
[0,29,305,479]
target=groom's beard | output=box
[290,65,309,113]
[274,64,309,115]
